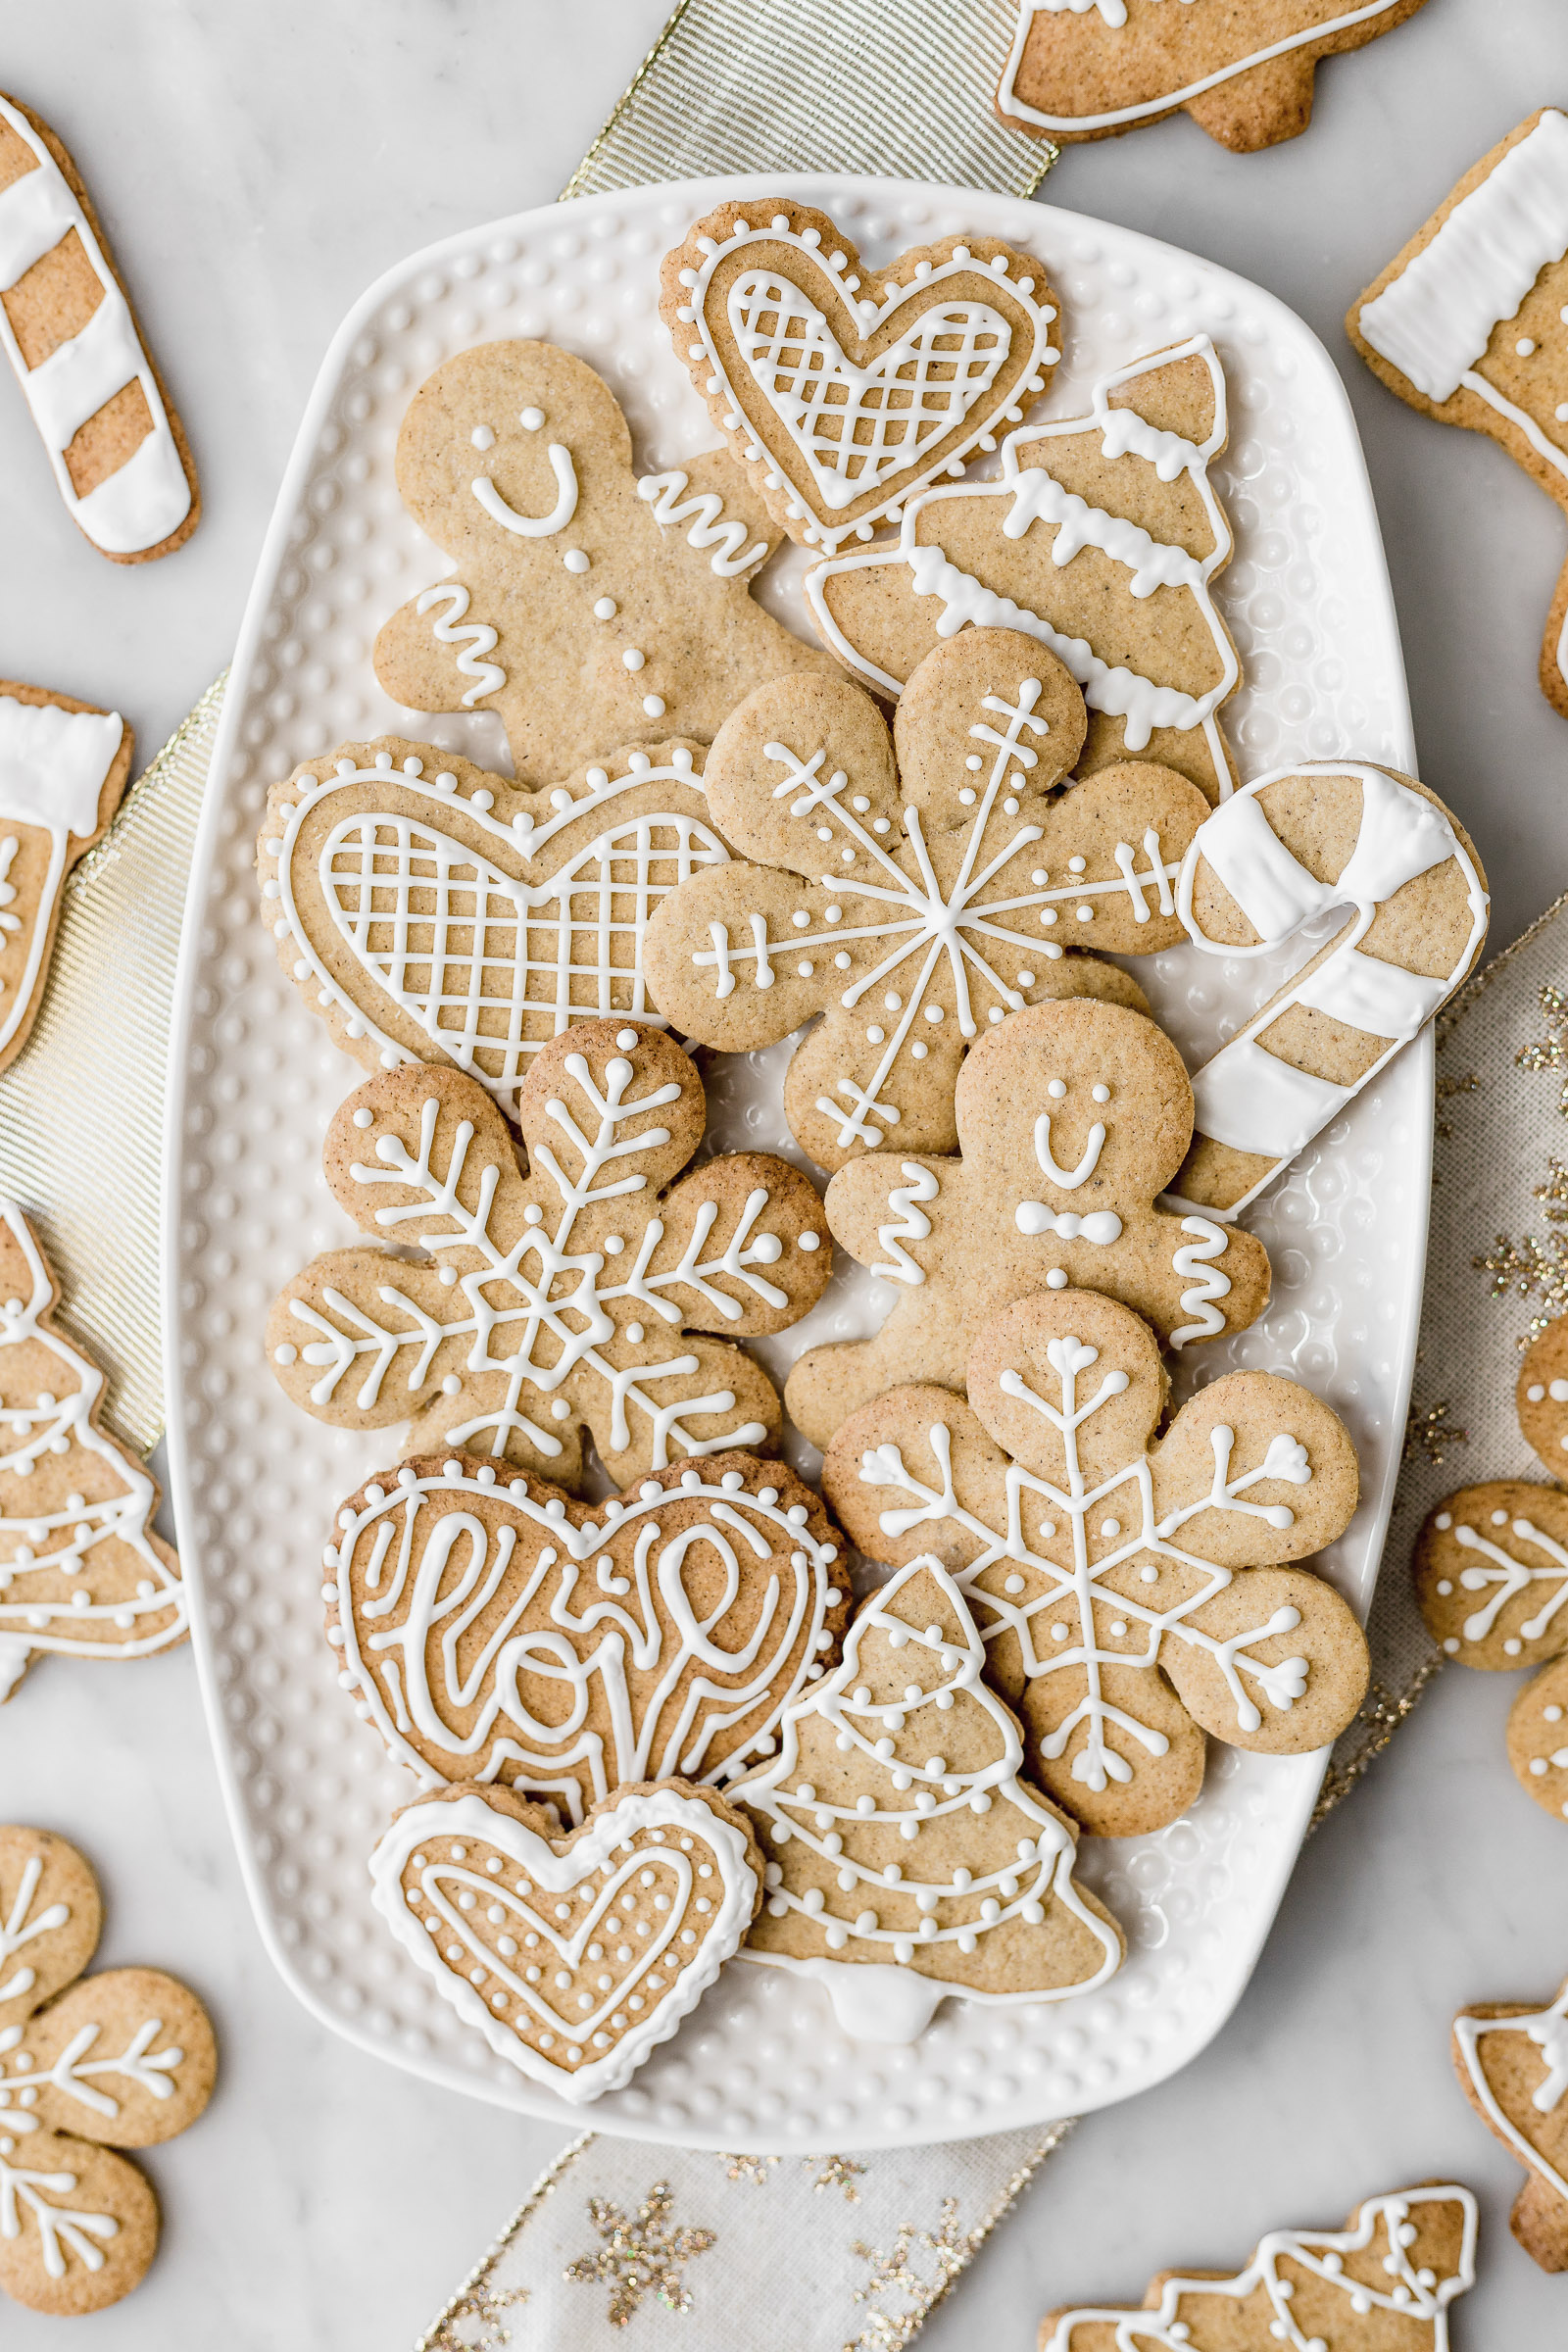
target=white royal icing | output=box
[416,582,506,708]
[1454,1984,1568,2214]
[1169,1215,1233,1348]
[871,1163,939,1284]
[0,696,122,1054]
[0,1993,189,2127]
[470,441,578,537]
[637,469,769,575]
[0,1852,68,2010]
[1435,1511,1568,1660]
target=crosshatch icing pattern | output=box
[166,175,1423,2148]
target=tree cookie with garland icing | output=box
[0,1826,216,2315]
[997,1,1432,154]
[1453,1972,1568,2274]
[265,1019,831,1494]
[824,1290,1365,1838]
[368,1779,762,2106]
[642,625,1210,1174]
[372,339,835,781]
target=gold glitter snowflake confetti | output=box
[806,2153,868,2203]
[1434,1069,1480,1139]
[1476,1229,1568,1341]
[1537,1157,1568,1224]
[422,2278,527,2352]
[722,2153,780,2186]
[845,2196,969,2351]
[565,2181,716,2330]
[1517,982,1568,1114]
[1402,1397,1468,1469]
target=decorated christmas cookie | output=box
[808,336,1241,807]
[785,994,1271,1451]
[266,1021,831,1493]
[660,197,1061,558]
[1039,2181,1477,2351]
[997,1,1431,153]
[368,1779,761,2105]
[1453,1972,1568,2273]
[0,1827,216,2315]
[1351,109,1568,722]
[0,1200,184,1703]
[372,340,834,779]
[733,1554,1124,2041]
[0,94,198,560]
[824,1291,1365,1838]
[642,626,1209,1172]
[258,735,732,1121]
[0,683,132,1074]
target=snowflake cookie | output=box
[369,1779,761,2105]
[641,624,1210,1173]
[0,1827,216,2315]
[265,1019,831,1494]
[371,339,834,779]
[824,1289,1365,1838]
[1453,1972,1568,2273]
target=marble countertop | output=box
[3,1,1567,2342]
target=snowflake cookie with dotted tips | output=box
[997,1,1431,154]
[1454,1971,1568,2273]
[732,1554,1123,2041]
[369,1779,762,2105]
[371,339,835,781]
[1039,2181,1477,2352]
[1350,109,1568,724]
[659,196,1061,556]
[0,1200,184,1704]
[785,994,1272,1453]
[324,1448,850,1822]
[258,734,736,1121]
[266,1019,831,1494]
[642,624,1210,1174]
[824,1289,1365,1838]
[0,1827,216,2315]
[808,335,1241,808]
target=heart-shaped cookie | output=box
[661,198,1061,555]
[369,1781,761,2102]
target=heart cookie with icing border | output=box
[368,1781,761,2104]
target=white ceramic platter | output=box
[164,172,1424,2151]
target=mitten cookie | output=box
[825,1290,1364,1838]
[0,1200,184,1703]
[642,625,1210,1172]
[786,995,1271,1451]
[0,94,197,559]
[266,1020,831,1494]
[368,1780,761,2105]
[998,1,1431,153]
[1453,1975,1568,2272]
[733,1555,1123,2041]
[372,340,834,778]
[808,335,1241,806]
[660,197,1061,556]
[0,1828,216,2315]
[1350,109,1568,722]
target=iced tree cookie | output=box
[642,625,1209,1172]
[1454,1972,1568,2273]
[825,1291,1364,1838]
[266,1020,831,1494]
[372,340,834,778]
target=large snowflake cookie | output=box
[0,1827,216,2315]
[824,1289,1365,1838]
[371,339,833,779]
[642,625,1210,1173]
[266,1019,831,1494]
[369,1779,761,2105]
[1453,1971,1568,2273]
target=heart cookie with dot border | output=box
[1453,1973,1568,2274]
[368,1780,762,2105]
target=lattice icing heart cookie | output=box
[660,197,1061,556]
[824,1290,1365,1838]
[369,1781,761,2104]
[266,1020,831,1493]
[1453,1972,1568,2273]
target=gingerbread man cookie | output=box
[1453,1973,1568,2273]
[372,340,835,779]
[825,1291,1365,1838]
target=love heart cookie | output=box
[808,334,1241,807]
[0,1827,216,2315]
[1351,110,1568,723]
[660,197,1061,556]
[372,340,834,779]
[1039,2182,1477,2352]
[997,1,1431,154]
[0,1200,184,1704]
[1454,1973,1568,2273]
[785,994,1272,1453]
[369,1780,761,2105]
[258,735,732,1121]
[733,1554,1123,2042]
[641,625,1209,1172]
[266,1020,831,1493]
[825,1290,1364,1838]
[0,94,197,560]
[325,1449,849,1821]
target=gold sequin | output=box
[565,2180,716,2329]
